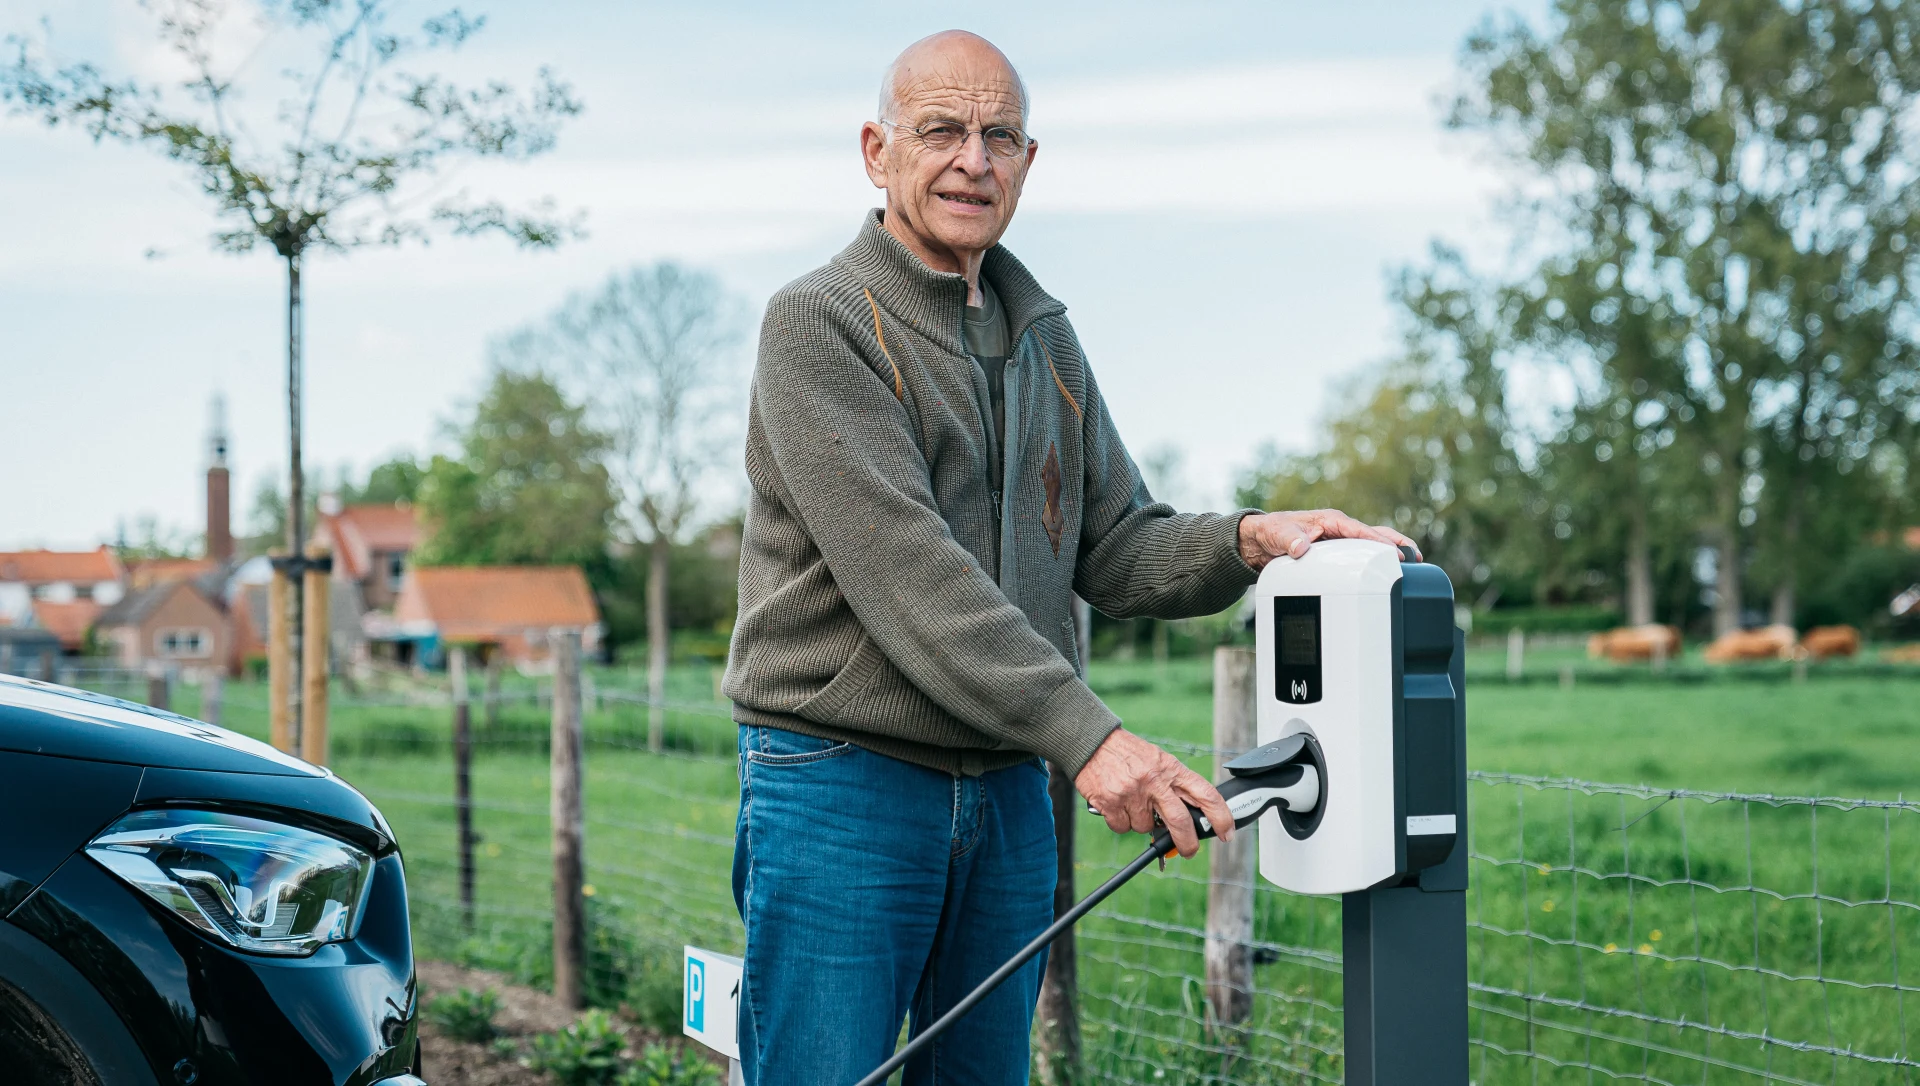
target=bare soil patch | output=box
[415,959,724,1085]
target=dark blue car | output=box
[0,673,423,1085]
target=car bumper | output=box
[7,846,419,1086]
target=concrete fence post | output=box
[450,644,476,929]
[203,667,224,728]
[146,662,171,713]
[1506,627,1524,681]
[550,627,587,1011]
[483,649,502,736]
[1206,646,1257,1037]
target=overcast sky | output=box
[0,0,1546,549]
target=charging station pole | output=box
[1341,625,1468,1086]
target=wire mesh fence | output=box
[35,665,1920,1084]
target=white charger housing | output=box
[1253,539,1461,895]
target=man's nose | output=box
[952,132,991,175]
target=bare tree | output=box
[3,0,579,738]
[501,263,742,751]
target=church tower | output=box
[207,394,233,565]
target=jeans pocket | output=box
[742,726,857,766]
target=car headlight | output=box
[86,809,375,956]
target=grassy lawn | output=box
[84,655,1920,1084]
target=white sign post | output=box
[683,946,744,1083]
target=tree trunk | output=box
[1772,363,1814,629]
[646,532,670,753]
[1625,502,1654,627]
[1713,471,1743,638]
[285,253,306,747]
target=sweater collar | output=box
[835,209,1067,353]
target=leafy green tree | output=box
[342,455,427,507]
[1239,255,1531,611]
[415,371,616,569]
[1455,0,1920,633]
[495,262,744,751]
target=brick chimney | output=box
[207,395,233,565]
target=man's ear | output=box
[860,122,890,190]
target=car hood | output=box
[0,675,323,777]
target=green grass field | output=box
[83,656,1920,1084]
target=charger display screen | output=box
[1273,596,1322,704]
[1281,613,1318,666]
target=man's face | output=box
[862,46,1037,268]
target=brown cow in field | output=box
[1586,624,1683,662]
[1703,624,1799,663]
[1799,625,1861,659]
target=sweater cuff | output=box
[1218,509,1266,580]
[1032,678,1122,778]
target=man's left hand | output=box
[1237,509,1419,572]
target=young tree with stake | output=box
[2,0,580,736]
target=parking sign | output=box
[682,946,742,1060]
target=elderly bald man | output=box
[724,30,1414,1084]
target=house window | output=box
[387,553,406,592]
[155,628,212,659]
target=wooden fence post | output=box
[551,627,587,1011]
[300,544,331,766]
[39,649,55,683]
[1206,646,1257,1038]
[451,644,476,929]
[268,552,292,752]
[1035,596,1092,1083]
[1506,628,1525,681]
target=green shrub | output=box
[526,1009,628,1086]
[617,1043,725,1086]
[584,904,686,1032]
[425,986,501,1043]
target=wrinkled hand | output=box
[1074,729,1233,859]
[1237,509,1420,572]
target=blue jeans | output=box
[732,725,1056,1086]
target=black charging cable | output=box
[850,735,1321,1086]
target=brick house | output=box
[314,503,421,613]
[93,578,230,674]
[0,547,127,652]
[391,566,602,668]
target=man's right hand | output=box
[1074,728,1234,859]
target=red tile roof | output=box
[316,504,420,582]
[31,599,101,651]
[394,566,600,642]
[127,557,219,590]
[0,547,124,585]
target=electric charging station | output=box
[1255,538,1468,1086]
[692,538,1466,1086]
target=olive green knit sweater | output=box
[723,212,1258,776]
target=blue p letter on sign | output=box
[685,956,706,1031]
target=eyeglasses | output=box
[880,119,1031,159]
